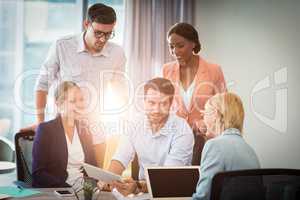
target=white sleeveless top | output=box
[65,127,84,186]
[179,80,196,109]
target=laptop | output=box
[145,166,200,200]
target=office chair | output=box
[192,133,205,165]
[210,168,300,200]
[14,130,35,187]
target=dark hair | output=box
[144,78,175,102]
[167,22,201,53]
[87,3,116,24]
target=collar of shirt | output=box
[76,32,110,57]
[221,128,242,137]
[143,115,174,138]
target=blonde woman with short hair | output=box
[192,92,260,200]
[32,81,98,188]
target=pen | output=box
[17,185,23,192]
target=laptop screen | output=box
[147,168,200,198]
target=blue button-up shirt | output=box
[192,128,260,200]
[112,114,194,180]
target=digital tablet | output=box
[83,163,122,182]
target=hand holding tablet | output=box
[83,163,122,182]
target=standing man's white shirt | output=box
[35,32,126,143]
[112,114,194,180]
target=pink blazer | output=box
[163,55,227,131]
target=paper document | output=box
[0,194,10,199]
[112,188,151,200]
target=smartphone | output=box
[54,190,74,197]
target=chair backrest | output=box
[210,169,300,200]
[14,131,35,186]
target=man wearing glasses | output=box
[22,3,126,168]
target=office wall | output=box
[195,0,300,168]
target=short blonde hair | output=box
[207,92,245,133]
[54,81,79,104]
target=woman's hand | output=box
[111,178,138,196]
[194,120,207,136]
[97,180,113,192]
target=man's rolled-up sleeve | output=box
[111,135,135,169]
[164,121,194,166]
[35,41,60,92]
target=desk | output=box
[0,170,16,187]
[0,172,117,199]
[9,188,117,200]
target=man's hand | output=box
[111,178,137,196]
[19,123,39,133]
[97,180,113,192]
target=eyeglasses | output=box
[90,23,115,40]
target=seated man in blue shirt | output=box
[100,77,194,195]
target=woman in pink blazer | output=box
[163,23,226,165]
